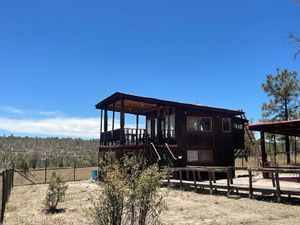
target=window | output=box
[199,118,211,131]
[164,114,176,138]
[187,116,198,131]
[234,123,243,130]
[199,150,212,163]
[187,116,212,132]
[222,118,231,132]
[187,150,199,162]
[154,118,158,136]
[146,119,151,136]
[187,150,213,163]
[169,114,176,138]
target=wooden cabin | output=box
[96,92,246,168]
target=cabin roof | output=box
[249,119,300,137]
[95,92,245,116]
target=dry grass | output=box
[4,179,300,225]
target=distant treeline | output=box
[0,135,99,170]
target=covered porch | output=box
[95,92,177,146]
[249,119,300,167]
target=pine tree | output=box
[262,68,300,164]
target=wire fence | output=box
[0,169,14,224]
[13,165,98,186]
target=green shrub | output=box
[92,156,165,225]
[45,172,68,213]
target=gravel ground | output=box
[4,179,300,225]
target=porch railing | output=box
[101,128,146,145]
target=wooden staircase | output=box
[142,132,177,168]
[240,114,260,167]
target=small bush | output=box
[45,172,68,213]
[92,156,165,225]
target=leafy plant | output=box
[45,172,68,213]
[92,156,165,225]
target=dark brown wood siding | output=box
[175,107,240,167]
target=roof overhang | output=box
[95,92,245,116]
[249,119,300,137]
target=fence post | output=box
[249,170,253,199]
[275,172,281,203]
[1,171,6,223]
[73,160,76,181]
[44,158,48,183]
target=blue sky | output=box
[0,0,300,138]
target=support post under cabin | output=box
[104,108,108,145]
[99,109,103,145]
[120,99,125,144]
[136,114,139,144]
[112,110,115,145]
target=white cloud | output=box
[0,116,143,139]
[39,110,64,117]
[0,106,24,114]
[0,117,100,138]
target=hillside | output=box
[0,135,99,169]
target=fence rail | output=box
[0,169,14,224]
[163,166,300,203]
[13,166,98,186]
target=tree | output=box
[45,172,68,213]
[289,32,300,59]
[262,69,300,164]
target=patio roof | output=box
[249,119,300,137]
[95,92,245,115]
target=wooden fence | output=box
[163,166,300,203]
[0,169,14,224]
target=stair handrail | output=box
[150,143,161,161]
[164,143,177,160]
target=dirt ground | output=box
[4,180,300,225]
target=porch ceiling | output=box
[107,99,159,115]
[249,119,300,137]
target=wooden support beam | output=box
[112,110,115,142]
[226,169,231,196]
[212,172,216,183]
[198,171,202,181]
[179,170,182,189]
[136,114,139,145]
[271,172,275,187]
[193,170,197,191]
[120,99,125,144]
[249,170,253,199]
[261,131,268,167]
[99,109,103,145]
[208,171,213,195]
[104,108,108,145]
[275,172,281,203]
